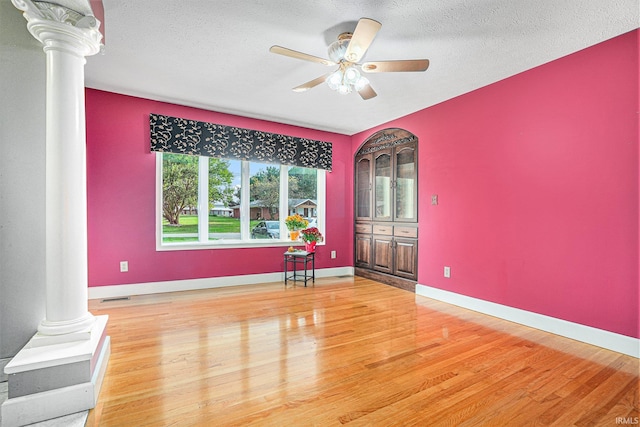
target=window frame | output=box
[155,153,325,251]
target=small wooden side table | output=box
[283,250,315,287]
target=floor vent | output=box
[101,296,131,302]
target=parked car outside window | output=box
[251,221,280,239]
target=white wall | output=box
[0,2,47,378]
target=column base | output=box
[1,315,110,427]
[37,312,95,337]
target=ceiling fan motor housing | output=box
[328,33,353,63]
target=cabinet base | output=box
[355,268,416,293]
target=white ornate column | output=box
[14,0,100,336]
[2,1,110,425]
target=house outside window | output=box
[288,199,317,219]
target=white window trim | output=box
[155,153,326,251]
[197,156,209,242]
[279,166,289,240]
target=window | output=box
[157,153,325,249]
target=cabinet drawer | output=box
[355,223,372,234]
[373,225,393,235]
[394,226,418,238]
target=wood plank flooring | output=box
[86,277,639,426]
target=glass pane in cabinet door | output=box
[395,148,416,220]
[374,153,392,219]
[356,157,371,218]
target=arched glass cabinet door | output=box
[374,150,392,221]
[395,145,417,222]
[355,155,372,220]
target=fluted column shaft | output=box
[12,0,102,335]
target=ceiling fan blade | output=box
[292,73,332,92]
[357,83,377,100]
[361,59,430,73]
[344,18,382,63]
[270,45,336,66]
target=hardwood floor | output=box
[86,277,638,426]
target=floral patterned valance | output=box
[150,113,332,171]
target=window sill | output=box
[156,239,325,251]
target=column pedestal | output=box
[1,317,110,426]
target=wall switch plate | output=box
[431,194,438,205]
[120,261,128,272]
[444,266,451,278]
[331,250,337,259]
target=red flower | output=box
[300,227,323,243]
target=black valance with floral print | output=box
[149,113,332,171]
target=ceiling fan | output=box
[269,18,429,100]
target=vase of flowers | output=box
[284,214,308,241]
[300,227,323,252]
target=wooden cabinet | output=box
[355,232,372,268]
[370,225,417,279]
[372,234,393,274]
[354,129,418,287]
[394,237,418,279]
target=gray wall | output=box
[0,2,47,378]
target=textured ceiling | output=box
[83,0,638,135]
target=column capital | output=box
[12,0,103,57]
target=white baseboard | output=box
[416,284,639,358]
[88,267,354,300]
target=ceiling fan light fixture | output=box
[337,84,351,95]
[327,70,343,90]
[343,66,361,84]
[354,75,369,91]
[326,64,364,94]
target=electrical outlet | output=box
[444,266,451,278]
[331,250,337,259]
[120,261,128,272]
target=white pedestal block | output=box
[1,316,110,427]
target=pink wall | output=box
[86,90,353,287]
[353,30,639,338]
